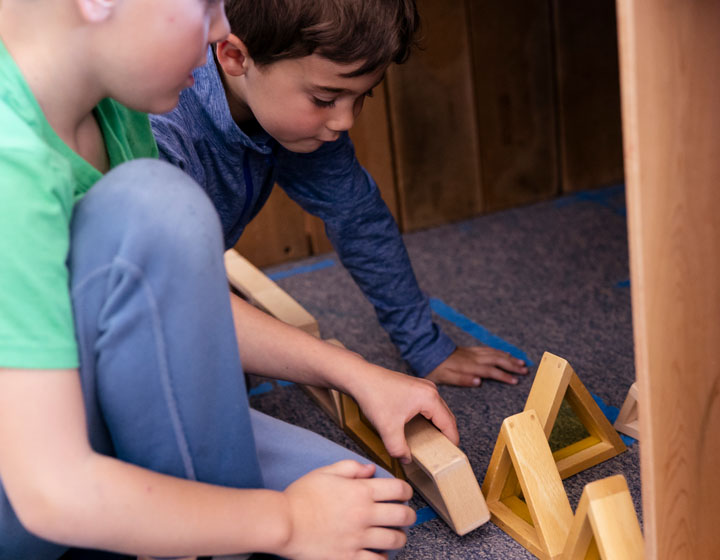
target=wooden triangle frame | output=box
[484,409,574,559]
[613,382,639,440]
[484,352,626,491]
[562,475,644,559]
[224,249,489,535]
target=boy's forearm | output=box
[229,292,370,393]
[30,453,292,557]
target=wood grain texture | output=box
[616,0,720,557]
[385,0,483,231]
[233,186,310,268]
[552,0,624,193]
[467,0,559,212]
[613,382,639,440]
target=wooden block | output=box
[485,410,573,560]
[224,249,320,337]
[613,382,639,440]
[224,251,488,535]
[484,353,626,498]
[402,415,490,535]
[563,475,644,560]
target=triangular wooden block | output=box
[563,474,644,560]
[484,410,574,560]
[485,352,627,490]
[614,382,639,440]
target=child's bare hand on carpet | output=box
[425,346,529,387]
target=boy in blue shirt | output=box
[0,1,457,558]
[151,0,530,388]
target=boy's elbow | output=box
[5,468,85,544]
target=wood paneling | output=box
[617,0,720,557]
[467,0,559,212]
[234,187,310,268]
[553,0,624,193]
[385,0,483,232]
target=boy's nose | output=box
[326,105,355,132]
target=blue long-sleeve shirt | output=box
[150,53,455,376]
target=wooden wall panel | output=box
[467,0,559,212]
[553,0,624,193]
[385,0,483,232]
[617,1,720,557]
[234,187,310,268]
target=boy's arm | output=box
[231,293,459,460]
[276,135,528,386]
[0,367,411,558]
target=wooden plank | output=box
[492,410,574,560]
[616,1,720,557]
[233,186,310,268]
[552,0,624,193]
[562,474,642,560]
[403,416,490,536]
[385,0,483,231]
[467,0,559,212]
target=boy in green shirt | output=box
[0,1,457,558]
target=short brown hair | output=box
[224,0,420,76]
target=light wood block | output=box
[484,352,626,488]
[613,382,639,440]
[485,410,574,560]
[225,250,488,535]
[402,415,490,536]
[224,249,320,337]
[562,475,644,560]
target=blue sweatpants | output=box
[56,160,395,559]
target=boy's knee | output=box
[74,159,223,261]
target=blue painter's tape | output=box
[616,279,631,288]
[277,380,295,388]
[413,506,439,526]
[591,393,637,447]
[248,382,274,397]
[267,258,337,281]
[429,298,534,367]
[554,184,627,216]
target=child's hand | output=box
[350,368,459,463]
[425,346,529,387]
[279,460,414,560]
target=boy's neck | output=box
[0,5,109,169]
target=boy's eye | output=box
[312,97,337,108]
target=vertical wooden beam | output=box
[385,0,483,231]
[616,1,720,557]
[552,0,624,193]
[466,0,559,211]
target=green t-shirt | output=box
[0,39,158,369]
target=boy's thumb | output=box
[322,459,376,479]
[382,432,412,465]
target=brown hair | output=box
[224,0,420,76]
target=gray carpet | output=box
[247,184,640,559]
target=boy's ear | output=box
[76,0,115,22]
[216,34,252,77]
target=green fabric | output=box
[0,38,158,369]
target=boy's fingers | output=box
[319,459,376,479]
[362,526,408,551]
[355,550,389,560]
[424,405,459,446]
[369,502,416,528]
[366,478,413,503]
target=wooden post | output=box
[616,1,720,557]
